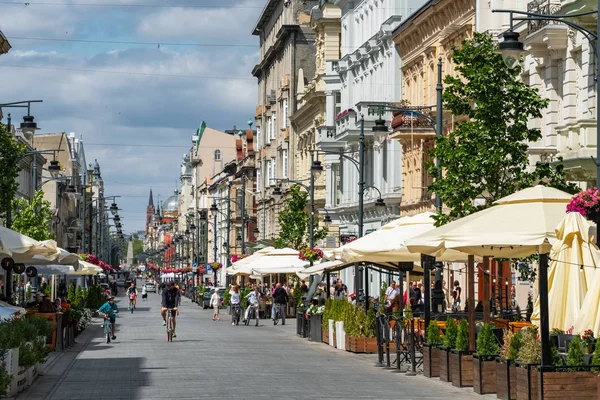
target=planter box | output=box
[335,321,346,350]
[16,366,28,393]
[515,362,538,400]
[439,347,451,382]
[296,314,303,337]
[347,336,378,353]
[423,344,440,378]
[3,347,19,397]
[309,315,322,342]
[322,328,329,345]
[473,354,497,394]
[538,368,598,399]
[496,358,517,400]
[328,320,335,348]
[450,350,474,387]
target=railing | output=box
[527,0,563,35]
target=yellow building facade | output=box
[391,0,474,216]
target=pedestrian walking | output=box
[211,289,220,321]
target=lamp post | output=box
[493,5,599,367]
[210,202,218,284]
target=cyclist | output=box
[126,283,138,310]
[161,281,179,337]
[243,286,260,323]
[98,295,118,340]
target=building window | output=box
[256,168,262,192]
[271,112,277,140]
[214,149,221,161]
[266,116,272,143]
[256,126,261,150]
[282,149,288,178]
[282,99,288,129]
[335,91,341,117]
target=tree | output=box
[0,122,26,226]
[275,185,328,250]
[131,237,144,258]
[11,190,55,240]
[427,33,579,226]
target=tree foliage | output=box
[427,33,579,226]
[0,123,26,225]
[131,237,144,258]
[275,185,328,250]
[11,190,55,240]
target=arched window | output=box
[214,149,221,161]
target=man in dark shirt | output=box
[26,293,42,308]
[272,283,288,325]
[300,280,309,295]
[161,282,180,337]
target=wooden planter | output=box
[515,362,538,400]
[347,336,378,353]
[473,354,497,394]
[322,328,329,345]
[450,350,474,387]
[439,347,451,382]
[423,344,440,378]
[537,368,598,399]
[496,358,517,400]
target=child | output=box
[210,290,220,321]
[142,285,148,301]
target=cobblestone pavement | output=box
[16,284,492,400]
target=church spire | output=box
[148,188,154,208]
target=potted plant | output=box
[440,318,458,382]
[515,327,540,400]
[298,247,324,263]
[473,323,499,394]
[307,305,324,343]
[582,329,595,354]
[497,330,521,400]
[567,187,600,220]
[423,321,443,378]
[450,319,473,387]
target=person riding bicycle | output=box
[243,286,260,323]
[98,296,119,340]
[161,281,179,337]
[126,283,138,310]
[272,282,288,325]
[229,285,241,326]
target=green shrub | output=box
[591,338,600,371]
[567,336,584,370]
[365,308,376,338]
[508,331,522,361]
[67,283,76,304]
[499,330,513,360]
[550,342,562,367]
[322,298,332,329]
[222,288,231,306]
[476,323,498,357]
[455,319,469,351]
[85,285,102,309]
[18,343,36,368]
[240,287,252,308]
[426,321,443,347]
[444,318,458,348]
[0,367,11,397]
[516,327,541,364]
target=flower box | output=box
[536,367,598,399]
[309,315,322,342]
[496,358,517,400]
[4,347,19,397]
[347,336,378,353]
[423,344,441,378]
[450,349,474,387]
[515,362,538,400]
[439,346,451,382]
[473,354,497,394]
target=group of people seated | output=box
[26,293,71,314]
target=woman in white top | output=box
[210,289,221,321]
[229,285,241,325]
[141,285,147,301]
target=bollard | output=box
[375,313,385,367]
[406,317,417,376]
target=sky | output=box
[0,0,264,234]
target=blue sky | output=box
[0,0,264,233]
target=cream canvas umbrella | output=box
[68,260,103,275]
[247,247,309,275]
[405,186,572,259]
[342,212,469,263]
[296,260,346,279]
[530,212,596,333]
[225,246,274,275]
[0,226,60,261]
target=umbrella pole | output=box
[539,253,551,366]
[483,256,490,324]
[468,255,475,351]
[422,254,432,329]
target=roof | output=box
[0,30,10,55]
[252,0,280,36]
[392,0,441,38]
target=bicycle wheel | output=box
[130,300,134,313]
[105,323,111,343]
[166,318,172,342]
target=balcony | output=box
[525,0,568,54]
[527,0,563,35]
[389,108,436,142]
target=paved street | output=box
[18,288,488,400]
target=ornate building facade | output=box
[253,0,319,241]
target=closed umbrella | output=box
[531,212,596,333]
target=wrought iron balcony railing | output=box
[527,0,563,35]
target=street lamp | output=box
[48,160,61,179]
[109,202,118,216]
[492,4,600,368]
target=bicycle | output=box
[231,303,241,325]
[244,303,259,326]
[129,294,136,313]
[273,303,282,325]
[103,314,113,344]
[165,308,176,342]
